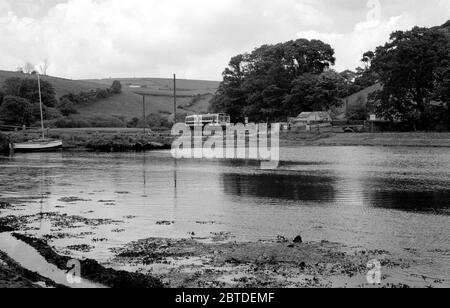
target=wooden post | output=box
[142,95,146,134]
[173,74,177,123]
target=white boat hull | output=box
[12,140,63,152]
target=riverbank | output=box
[279,132,450,147]
[3,129,450,152]
[5,128,173,152]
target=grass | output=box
[280,132,450,147]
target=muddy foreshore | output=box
[1,209,443,288]
[0,206,163,288]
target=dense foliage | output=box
[367,25,450,130]
[2,77,57,107]
[0,96,33,126]
[209,39,346,122]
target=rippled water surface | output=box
[0,146,449,281]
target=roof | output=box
[296,112,331,119]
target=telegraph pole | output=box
[173,74,177,123]
[140,94,146,134]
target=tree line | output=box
[210,20,450,130]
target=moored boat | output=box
[12,139,63,152]
[11,72,63,153]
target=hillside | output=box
[0,70,220,122]
[80,77,220,120]
[0,70,101,97]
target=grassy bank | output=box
[5,128,173,152]
[3,130,450,153]
[279,132,450,147]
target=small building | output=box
[288,112,333,132]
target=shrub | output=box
[57,98,78,116]
[0,91,4,106]
[111,80,122,94]
[47,116,92,128]
[96,88,111,100]
[88,115,126,128]
[0,132,9,153]
[0,96,33,126]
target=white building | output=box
[288,112,333,132]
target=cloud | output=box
[297,14,419,71]
[0,0,448,80]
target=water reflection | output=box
[363,178,450,214]
[221,172,338,203]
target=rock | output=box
[293,236,303,244]
[277,235,288,243]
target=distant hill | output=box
[0,70,220,121]
[80,77,220,120]
[0,70,101,97]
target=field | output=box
[79,77,220,120]
[0,70,220,121]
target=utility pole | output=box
[37,73,45,140]
[173,74,177,123]
[142,95,146,134]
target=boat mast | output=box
[37,73,45,140]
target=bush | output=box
[47,116,92,128]
[96,88,112,100]
[0,96,33,126]
[56,98,78,116]
[88,115,126,128]
[30,104,62,123]
[0,132,9,153]
[111,80,122,94]
[46,115,126,128]
[346,104,368,121]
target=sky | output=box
[0,0,449,80]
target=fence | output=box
[0,125,41,132]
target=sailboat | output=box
[11,72,63,152]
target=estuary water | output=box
[0,146,449,283]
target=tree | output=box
[210,38,336,122]
[22,62,35,74]
[0,91,4,106]
[369,26,450,127]
[0,96,33,126]
[284,71,346,115]
[2,77,57,107]
[39,59,50,76]
[2,77,23,96]
[111,80,122,94]
[56,98,78,116]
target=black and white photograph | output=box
[0,0,449,295]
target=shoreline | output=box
[2,130,450,153]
